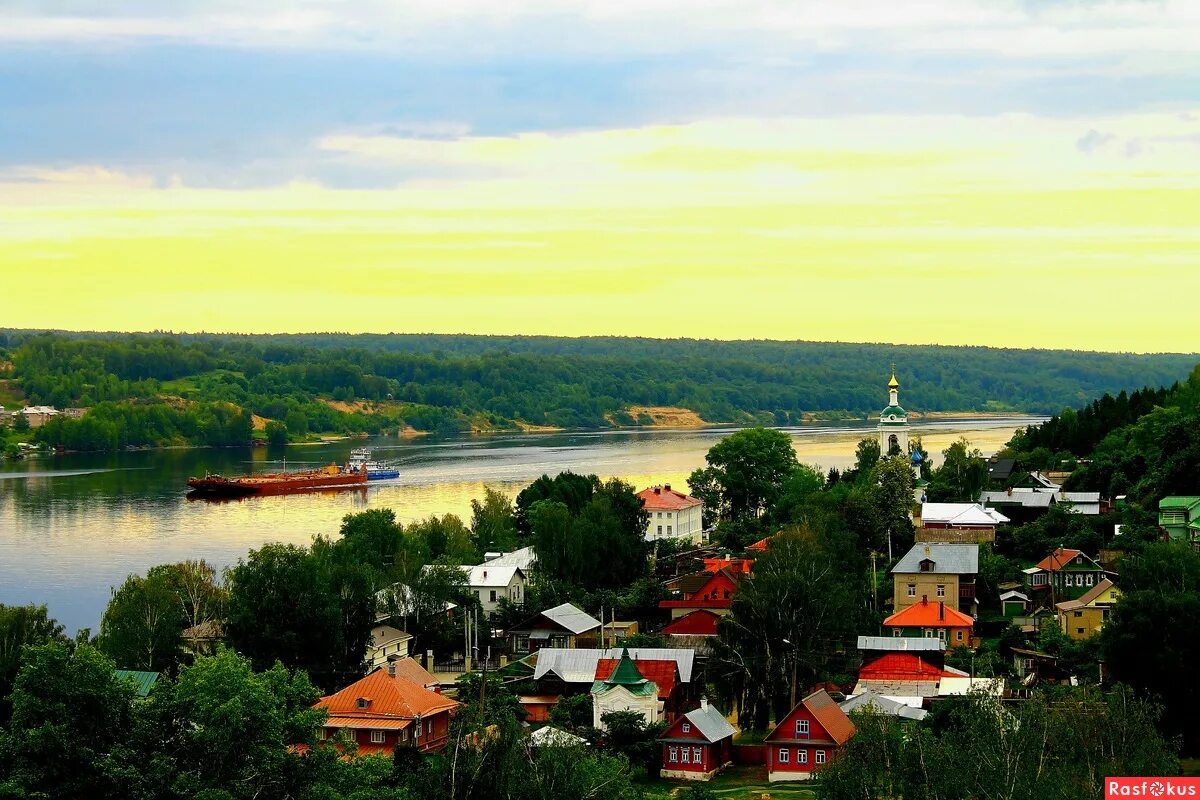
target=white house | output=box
[637,485,705,543]
[425,564,527,615]
[366,624,413,669]
[591,650,663,730]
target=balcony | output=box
[958,583,977,600]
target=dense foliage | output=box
[7,330,1197,451]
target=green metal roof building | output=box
[115,670,161,697]
[1159,497,1200,543]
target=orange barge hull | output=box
[186,467,368,497]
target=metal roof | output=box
[483,546,538,571]
[981,491,1055,508]
[533,647,696,683]
[840,690,928,721]
[115,670,160,697]
[891,543,979,575]
[921,503,1008,526]
[541,603,601,635]
[852,678,940,698]
[530,726,587,747]
[857,636,944,653]
[682,703,737,742]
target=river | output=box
[0,415,1040,633]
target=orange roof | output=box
[316,668,459,721]
[595,658,678,700]
[1034,547,1085,572]
[747,537,772,552]
[638,485,702,511]
[389,658,440,689]
[883,598,974,628]
[703,557,753,575]
[803,689,856,745]
[324,716,413,730]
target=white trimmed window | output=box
[682,723,691,733]
[669,747,678,763]
[937,585,945,598]
[907,584,916,598]
[798,749,808,764]
[681,748,690,764]
[956,630,964,642]
[692,747,701,763]
[370,730,386,744]
[796,719,809,737]
[779,748,789,763]
[816,750,826,765]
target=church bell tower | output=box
[878,364,909,458]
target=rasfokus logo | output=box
[1107,778,1200,798]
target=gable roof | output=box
[662,609,722,637]
[766,689,855,745]
[747,536,772,552]
[982,490,1056,509]
[540,603,601,634]
[533,647,696,683]
[530,726,587,747]
[840,690,928,721]
[389,658,440,689]
[1055,578,1119,611]
[987,458,1016,481]
[859,652,958,681]
[482,546,537,571]
[316,668,459,720]
[638,485,703,511]
[892,543,979,575]
[1033,547,1098,572]
[883,598,974,628]
[921,503,1009,526]
[662,703,737,743]
[370,625,412,649]
[591,650,657,698]
[596,657,678,701]
[1000,590,1030,602]
[461,564,525,588]
[115,670,160,697]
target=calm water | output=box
[0,416,1039,633]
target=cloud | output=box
[1076,128,1116,154]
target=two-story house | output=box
[891,543,979,615]
[638,485,705,543]
[882,597,974,650]
[425,564,526,616]
[1159,497,1200,543]
[1022,547,1107,602]
[508,602,600,654]
[764,689,856,782]
[1055,578,1121,640]
[659,568,740,619]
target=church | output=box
[877,365,927,498]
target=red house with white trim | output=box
[659,700,737,781]
[764,689,855,782]
[659,568,739,619]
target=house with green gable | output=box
[591,649,662,730]
[1159,497,1200,543]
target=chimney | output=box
[654,486,661,495]
[921,595,928,605]
[700,697,709,710]
[939,601,945,621]
[1007,487,1013,496]
[924,545,931,557]
[387,660,396,678]
[664,484,671,491]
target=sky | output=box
[1,0,1198,351]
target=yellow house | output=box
[1055,578,1121,640]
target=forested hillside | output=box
[1,329,1195,450]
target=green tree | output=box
[0,641,139,800]
[870,456,916,558]
[265,420,288,446]
[687,427,799,524]
[12,412,30,433]
[98,571,186,671]
[470,488,518,554]
[851,437,881,480]
[927,437,990,501]
[599,709,666,777]
[548,693,594,733]
[0,604,66,722]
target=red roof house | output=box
[659,700,738,781]
[662,609,722,638]
[882,597,974,650]
[702,557,753,575]
[659,568,739,619]
[747,536,772,552]
[314,663,459,755]
[765,689,856,782]
[638,485,703,511]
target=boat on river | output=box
[348,448,401,480]
[186,462,368,497]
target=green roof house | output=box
[591,649,662,730]
[1159,497,1200,543]
[115,670,161,698]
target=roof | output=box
[1010,647,1055,659]
[670,572,713,595]
[840,691,928,721]
[540,603,602,635]
[325,716,412,730]
[747,536,772,552]
[1160,496,1200,509]
[533,647,696,683]
[852,679,940,699]
[638,485,702,511]
[482,546,537,571]
[987,458,1017,480]
[662,609,722,637]
[883,598,974,628]
[591,651,658,698]
[859,653,958,681]
[982,490,1056,509]
[674,703,737,742]
[596,657,677,701]
[315,668,459,720]
[703,557,753,575]
[530,726,587,747]
[1055,578,1119,612]
[857,636,944,653]
[389,658,440,688]
[999,590,1029,602]
[921,503,1008,527]
[767,689,856,745]
[115,670,160,697]
[460,564,525,588]
[891,543,979,575]
[1033,547,1094,572]
[370,625,412,649]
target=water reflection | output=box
[0,416,1038,633]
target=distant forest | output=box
[1,329,1195,449]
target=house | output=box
[1011,647,1063,685]
[509,603,601,654]
[764,689,855,782]
[1022,547,1108,601]
[747,536,772,552]
[981,478,1104,523]
[481,546,538,573]
[839,690,928,722]
[115,670,161,698]
[422,564,526,615]
[18,405,60,428]
[662,609,722,638]
[1055,578,1121,640]
[1000,590,1030,618]
[702,556,754,576]
[882,597,974,650]
[659,700,737,781]
[313,661,459,755]
[986,457,1017,486]
[915,503,1008,544]
[853,638,964,707]
[891,543,979,615]
[181,619,224,658]
[638,485,705,543]
[602,620,639,647]
[591,650,662,730]
[659,568,740,619]
[1159,497,1200,543]
[367,624,413,669]
[518,695,560,723]
[529,647,697,721]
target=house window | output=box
[779,748,790,764]
[816,750,826,765]
[669,746,678,763]
[515,635,530,653]
[692,747,702,764]
[667,525,672,535]
[1086,574,1094,586]
[657,512,663,518]
[657,526,663,535]
[401,729,408,741]
[892,629,902,637]
[681,748,690,764]
[370,731,386,744]
[798,749,808,764]
[907,584,916,598]
[414,723,421,739]
[938,629,947,642]
[357,698,369,709]
[937,585,946,598]
[796,719,810,737]
[1077,627,1085,634]
[489,590,497,602]
[427,721,433,734]
[319,728,328,740]
[1074,611,1083,618]
[682,723,691,733]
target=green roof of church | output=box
[880,405,907,418]
[590,649,659,697]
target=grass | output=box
[638,766,818,800]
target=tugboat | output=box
[348,448,401,480]
[186,462,368,497]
